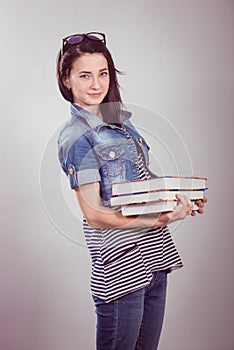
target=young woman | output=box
[57,32,207,350]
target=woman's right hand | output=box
[158,194,194,226]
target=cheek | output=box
[105,78,110,91]
[72,82,85,94]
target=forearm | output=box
[75,184,197,229]
[85,204,169,229]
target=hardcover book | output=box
[111,175,207,216]
[110,189,206,206]
[121,201,199,216]
[112,176,207,196]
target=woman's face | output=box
[64,53,110,111]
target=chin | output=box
[88,97,104,105]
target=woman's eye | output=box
[101,71,108,77]
[80,74,89,79]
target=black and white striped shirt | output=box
[83,139,183,303]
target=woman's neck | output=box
[74,103,103,119]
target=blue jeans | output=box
[93,270,167,350]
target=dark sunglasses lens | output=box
[87,34,101,41]
[66,35,83,45]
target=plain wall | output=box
[1,0,234,349]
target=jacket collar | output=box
[70,103,132,131]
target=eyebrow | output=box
[78,68,109,74]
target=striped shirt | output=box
[83,139,183,303]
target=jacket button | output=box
[109,150,116,159]
[139,138,143,144]
[68,166,74,175]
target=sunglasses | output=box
[62,32,106,55]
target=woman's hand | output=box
[191,196,208,216]
[157,194,208,227]
[165,194,194,224]
[190,174,208,216]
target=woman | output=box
[57,32,207,350]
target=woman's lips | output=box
[88,93,102,98]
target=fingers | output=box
[171,193,207,222]
[195,196,208,214]
[176,194,193,217]
[168,194,201,223]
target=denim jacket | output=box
[58,104,183,303]
[58,104,153,205]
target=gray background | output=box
[1,0,234,349]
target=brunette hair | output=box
[56,36,123,124]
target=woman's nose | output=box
[91,76,101,89]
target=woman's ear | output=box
[63,77,71,90]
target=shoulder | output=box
[58,117,94,166]
[58,117,90,149]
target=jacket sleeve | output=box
[61,134,101,190]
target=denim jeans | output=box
[93,270,167,350]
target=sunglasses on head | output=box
[61,32,106,55]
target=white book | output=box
[110,189,205,206]
[112,176,207,196]
[121,201,199,216]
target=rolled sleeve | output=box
[65,136,101,190]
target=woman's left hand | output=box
[191,196,208,216]
[190,174,208,216]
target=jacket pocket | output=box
[95,143,125,179]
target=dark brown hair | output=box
[56,37,123,124]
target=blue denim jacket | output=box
[58,104,183,303]
[58,104,153,205]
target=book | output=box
[112,176,207,196]
[110,189,206,206]
[121,201,199,216]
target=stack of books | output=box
[110,176,207,216]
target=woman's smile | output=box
[88,92,103,97]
